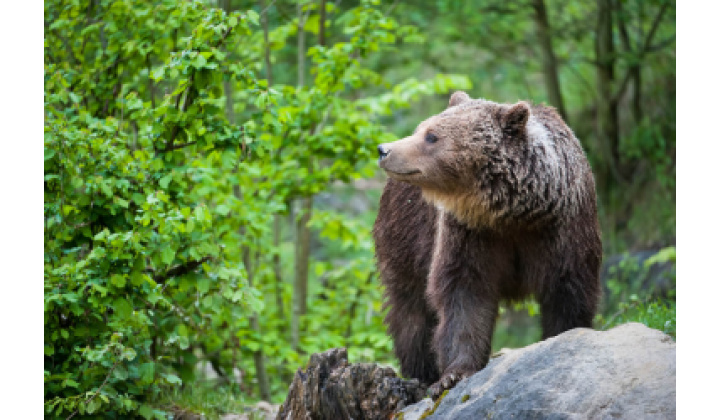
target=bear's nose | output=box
[377,144,390,160]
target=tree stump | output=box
[276,348,426,420]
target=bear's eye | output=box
[425,133,438,144]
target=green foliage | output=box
[154,382,254,420]
[603,247,676,309]
[595,247,676,337]
[45,0,469,416]
[598,297,676,338]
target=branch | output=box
[154,256,212,284]
[163,71,195,152]
[159,140,197,153]
[615,0,633,54]
[613,1,671,102]
[65,360,121,420]
[260,0,278,16]
[646,34,676,53]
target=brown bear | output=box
[372,91,602,398]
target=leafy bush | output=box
[44,0,469,417]
[596,247,676,338]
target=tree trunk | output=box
[276,348,426,420]
[222,0,235,125]
[615,0,642,125]
[531,0,567,120]
[595,0,622,194]
[259,0,285,330]
[291,0,310,352]
[292,197,312,351]
[235,184,271,401]
[273,214,285,320]
[242,244,272,401]
[297,1,306,88]
[262,0,273,88]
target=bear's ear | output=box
[501,101,530,136]
[448,91,471,108]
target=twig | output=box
[161,140,198,153]
[65,359,121,420]
[612,1,671,102]
[261,0,277,15]
[602,300,640,331]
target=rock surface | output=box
[399,323,676,420]
[276,347,426,420]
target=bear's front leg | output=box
[425,214,501,399]
[426,292,498,399]
[385,294,440,385]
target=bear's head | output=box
[378,91,532,190]
[377,91,539,226]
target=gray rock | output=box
[399,323,675,420]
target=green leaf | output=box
[159,173,173,189]
[111,274,126,288]
[44,148,56,161]
[99,182,113,197]
[305,15,320,34]
[86,398,101,414]
[197,278,210,294]
[122,347,137,361]
[164,374,182,385]
[113,298,133,319]
[115,197,129,208]
[246,10,259,25]
[138,404,154,419]
[215,204,231,216]
[113,365,129,380]
[139,362,155,384]
[64,378,80,388]
[161,247,175,265]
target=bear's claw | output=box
[428,372,468,400]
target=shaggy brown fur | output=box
[373,91,602,399]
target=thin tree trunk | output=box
[234,182,272,400]
[531,0,567,120]
[242,242,272,401]
[297,1,306,88]
[291,0,309,352]
[259,0,285,328]
[595,0,623,194]
[615,0,642,124]
[224,80,234,124]
[262,0,273,88]
[273,214,285,318]
[292,197,311,352]
[222,0,235,125]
